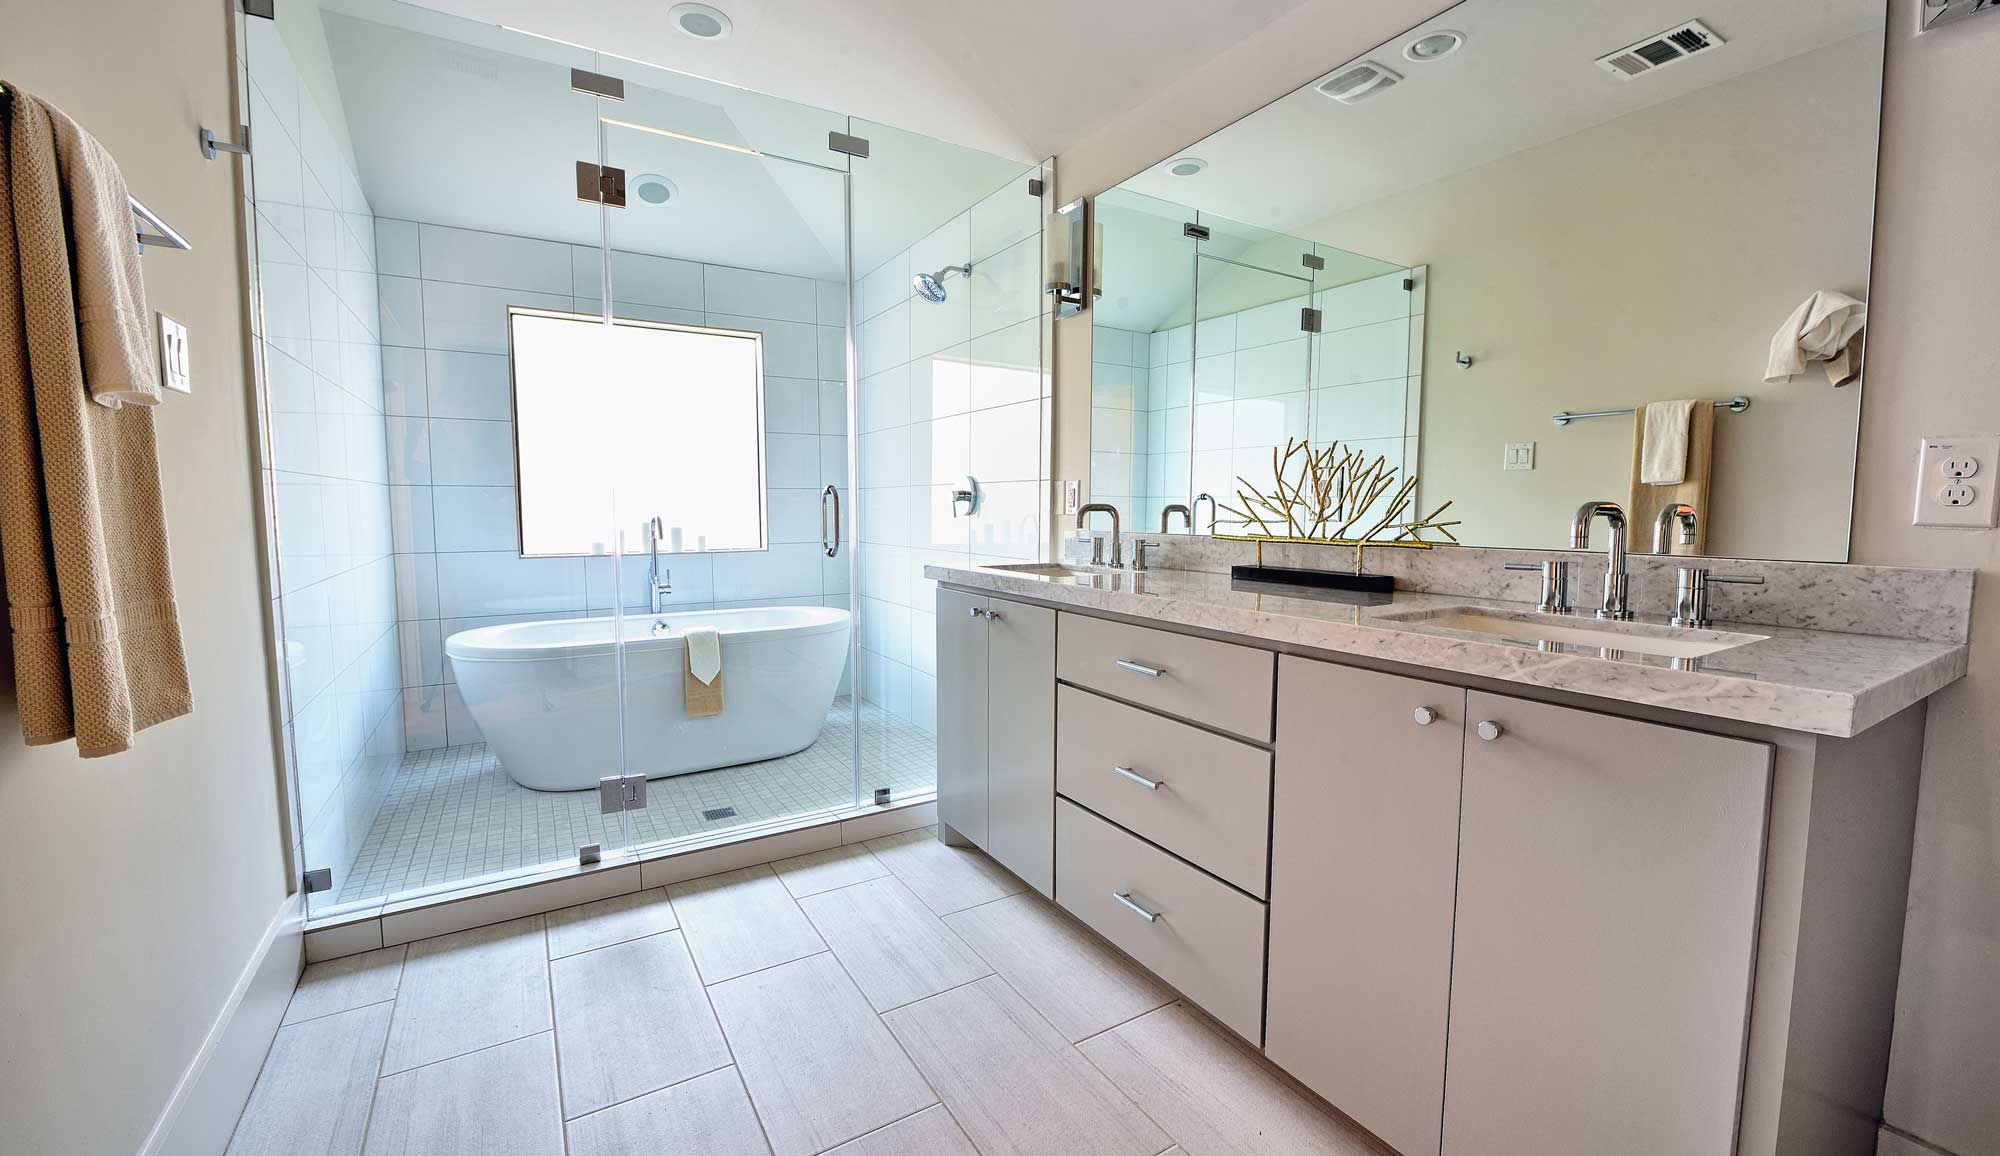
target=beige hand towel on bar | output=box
[0,82,192,755]
[682,626,722,718]
[1639,399,1698,486]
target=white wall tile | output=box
[419,224,571,294]
[431,486,520,552]
[435,551,585,618]
[706,313,817,379]
[384,416,431,486]
[815,280,847,327]
[764,376,819,435]
[428,419,516,486]
[969,173,1039,264]
[860,365,910,434]
[394,552,439,620]
[703,265,816,322]
[422,282,569,355]
[766,433,822,490]
[857,303,908,379]
[380,346,427,416]
[1317,317,1409,387]
[402,685,448,750]
[377,275,424,348]
[573,247,704,310]
[425,351,512,421]
[711,545,823,600]
[375,219,420,278]
[966,235,1039,340]
[969,400,1041,483]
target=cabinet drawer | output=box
[1057,613,1274,741]
[1056,799,1267,1043]
[1057,685,1271,897]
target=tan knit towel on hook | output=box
[0,82,192,755]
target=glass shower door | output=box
[1190,215,1316,534]
[596,67,860,848]
[248,1,634,917]
[847,118,1046,810]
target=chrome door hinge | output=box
[1027,177,1045,197]
[1183,222,1210,240]
[1301,307,1323,334]
[1301,252,1325,271]
[576,162,627,208]
[829,131,871,158]
[302,867,332,894]
[873,788,892,806]
[598,773,648,814]
[570,68,624,101]
[241,0,275,18]
[578,843,602,865]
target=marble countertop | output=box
[925,563,1969,738]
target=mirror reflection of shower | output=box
[912,263,971,303]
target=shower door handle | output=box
[821,484,841,558]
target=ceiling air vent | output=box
[1595,19,1725,79]
[1316,61,1403,105]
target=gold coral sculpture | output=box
[1213,438,1460,553]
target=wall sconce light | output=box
[1047,196,1091,317]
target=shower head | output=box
[911,263,971,303]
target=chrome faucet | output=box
[1653,503,1698,556]
[1160,504,1192,533]
[1570,500,1633,620]
[1192,492,1217,534]
[1077,503,1123,568]
[645,516,673,613]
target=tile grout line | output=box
[542,917,571,1155]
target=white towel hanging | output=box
[1640,400,1697,486]
[1766,291,1866,386]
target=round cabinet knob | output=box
[986,610,1004,622]
[1413,706,1439,727]
[1476,720,1505,742]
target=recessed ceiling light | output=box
[670,3,732,39]
[633,174,677,205]
[1167,157,1207,177]
[1404,30,1465,61]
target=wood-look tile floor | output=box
[229,828,1388,1156]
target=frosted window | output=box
[509,307,767,557]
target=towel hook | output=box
[1455,350,1473,369]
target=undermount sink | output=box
[984,563,1103,579]
[1381,606,1767,659]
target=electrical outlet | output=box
[1062,479,1080,515]
[1502,442,1536,471]
[157,313,191,394]
[1914,435,2000,528]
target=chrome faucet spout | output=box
[1077,503,1124,568]
[645,515,673,613]
[1653,503,1698,556]
[1160,504,1192,534]
[1570,500,1632,619]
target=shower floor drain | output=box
[701,806,738,821]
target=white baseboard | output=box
[138,893,303,1156]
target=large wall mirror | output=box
[1089,0,1884,562]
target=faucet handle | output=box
[1707,574,1765,586]
[1130,538,1157,572]
[1505,560,1571,614]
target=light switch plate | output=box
[1062,479,1081,515]
[157,313,191,394]
[1913,435,2000,528]
[1503,442,1536,471]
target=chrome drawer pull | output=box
[1112,891,1160,922]
[1114,659,1164,678]
[1112,765,1162,790]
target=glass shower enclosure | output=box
[243,0,1047,922]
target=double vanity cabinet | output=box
[933,571,1947,1156]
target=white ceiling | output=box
[1118,0,1883,243]
[391,0,1311,162]
[314,0,1035,278]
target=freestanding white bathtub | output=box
[445,606,851,792]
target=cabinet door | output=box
[985,597,1056,896]
[1443,692,1771,1156]
[935,588,989,847]
[1267,657,1465,1156]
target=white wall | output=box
[373,220,850,751]
[247,12,406,911]
[854,173,1045,733]
[1305,34,1877,561]
[0,0,292,1151]
[1855,5,2000,1155]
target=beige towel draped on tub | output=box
[682,626,722,718]
[0,82,192,755]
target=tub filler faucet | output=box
[646,516,673,613]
